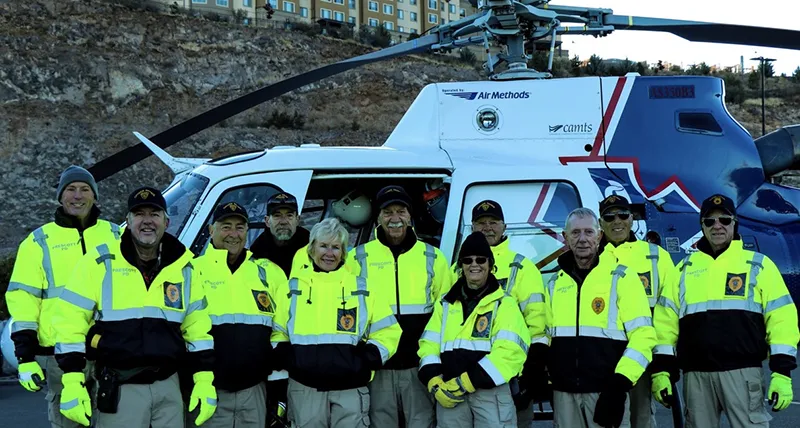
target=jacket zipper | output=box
[79,229,87,254]
[394,254,401,315]
[575,278,581,388]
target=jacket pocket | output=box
[357,386,371,427]
[496,388,517,425]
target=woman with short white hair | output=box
[271,217,403,427]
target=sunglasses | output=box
[460,256,488,265]
[602,212,631,222]
[702,216,734,227]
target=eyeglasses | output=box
[702,216,734,227]
[460,256,488,265]
[602,212,631,222]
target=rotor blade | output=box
[603,15,800,51]
[88,34,440,182]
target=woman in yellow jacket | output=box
[418,232,530,428]
[271,217,403,427]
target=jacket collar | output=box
[443,273,502,305]
[376,226,418,255]
[54,205,101,230]
[250,226,310,259]
[120,228,189,269]
[599,230,637,249]
[696,236,743,259]
[204,244,251,264]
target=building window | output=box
[460,7,465,17]
[428,0,436,9]
[410,0,416,4]
[300,6,308,16]
[368,1,378,11]
[191,0,207,3]
[410,28,418,34]
[334,11,345,21]
[449,3,456,13]
[348,0,356,8]
[397,9,404,19]
[428,13,437,23]
[410,11,417,21]
[334,0,344,4]
[268,0,277,7]
[243,0,252,6]
[369,18,379,26]
[283,1,294,12]
[398,26,405,32]
[216,0,228,6]
[384,21,394,30]
[348,16,356,24]
[383,4,393,14]
[321,8,332,18]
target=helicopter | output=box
[3,0,800,422]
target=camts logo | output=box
[548,123,594,134]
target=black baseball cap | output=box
[213,201,249,223]
[472,200,504,222]
[599,194,631,215]
[700,194,736,217]
[128,186,167,212]
[375,185,412,210]
[267,192,298,215]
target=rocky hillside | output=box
[0,0,799,258]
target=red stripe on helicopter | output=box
[527,183,566,244]
[558,77,701,209]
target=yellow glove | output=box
[59,372,92,427]
[651,371,673,408]
[442,372,476,397]
[768,372,793,412]
[18,361,45,392]
[188,371,218,426]
[427,376,465,409]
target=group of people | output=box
[5,164,799,428]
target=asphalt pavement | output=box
[1,363,799,427]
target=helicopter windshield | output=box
[163,172,210,237]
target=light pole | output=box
[750,56,776,137]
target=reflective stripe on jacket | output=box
[545,245,657,393]
[7,216,120,357]
[271,265,402,391]
[193,247,288,392]
[52,231,214,378]
[653,239,799,374]
[417,276,530,389]
[611,240,675,309]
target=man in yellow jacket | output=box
[353,185,452,428]
[188,201,288,427]
[460,200,548,425]
[51,186,218,428]
[651,194,799,427]
[597,194,676,428]
[546,207,656,428]
[6,165,121,428]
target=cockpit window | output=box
[163,173,210,237]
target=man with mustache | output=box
[460,200,548,426]
[651,194,799,427]
[352,185,452,428]
[6,165,121,428]
[187,201,287,428]
[597,195,676,428]
[546,207,656,428]
[52,186,217,427]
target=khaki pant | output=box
[553,390,631,428]
[630,365,657,428]
[96,372,184,428]
[683,368,772,428]
[286,378,369,428]
[368,368,435,428]
[187,382,266,428]
[435,383,517,428]
[35,355,96,428]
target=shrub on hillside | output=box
[0,256,15,320]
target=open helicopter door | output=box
[439,165,600,273]
[176,169,313,255]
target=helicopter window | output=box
[163,172,210,238]
[456,181,581,274]
[677,112,723,135]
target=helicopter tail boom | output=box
[754,125,800,178]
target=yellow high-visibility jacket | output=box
[6,207,120,363]
[603,235,676,309]
[450,238,547,345]
[417,275,530,389]
[193,246,288,392]
[290,244,359,278]
[51,231,214,380]
[653,239,799,375]
[545,244,656,393]
[352,227,452,370]
[271,265,402,391]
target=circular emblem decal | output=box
[166,284,180,303]
[728,276,743,293]
[340,314,355,330]
[712,196,723,205]
[639,275,650,289]
[257,292,270,309]
[592,297,605,314]
[475,108,499,132]
[475,315,489,333]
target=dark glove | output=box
[650,354,680,383]
[593,373,633,428]
[510,377,532,411]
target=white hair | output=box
[307,217,349,258]
[565,207,600,232]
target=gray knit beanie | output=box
[56,165,99,201]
